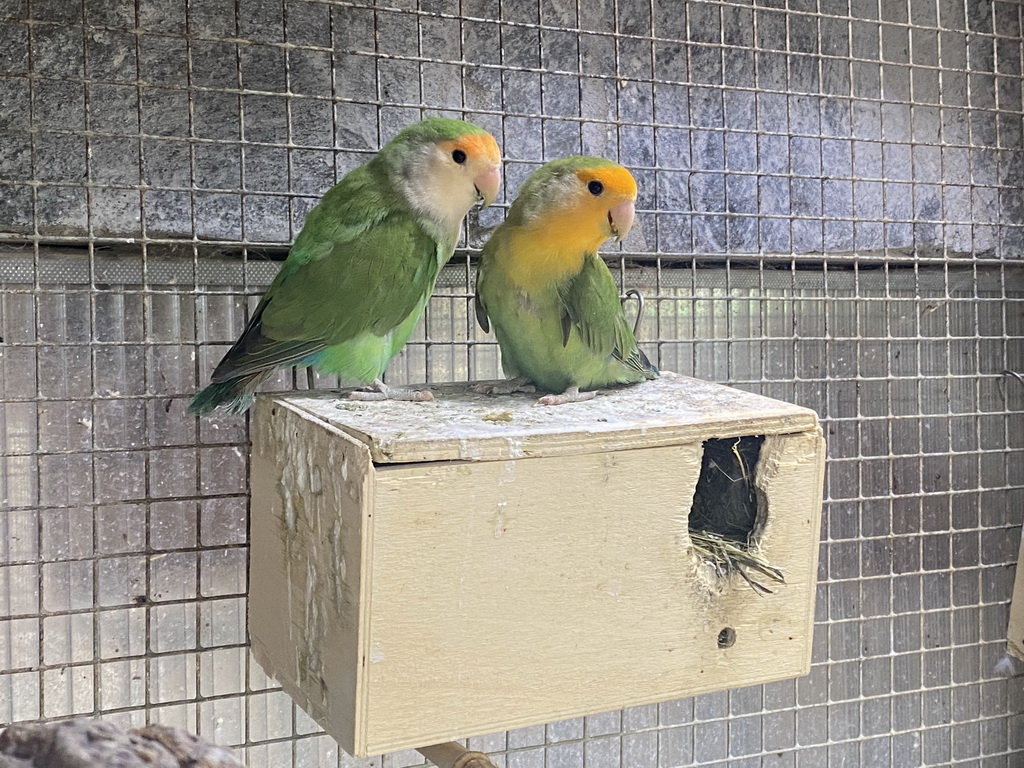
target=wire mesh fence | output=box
[2,0,1024,766]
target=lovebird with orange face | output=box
[189,117,501,414]
[474,156,658,405]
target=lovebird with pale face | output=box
[190,117,502,414]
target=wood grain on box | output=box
[248,375,826,756]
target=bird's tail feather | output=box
[640,348,659,378]
[187,371,271,416]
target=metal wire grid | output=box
[1,0,1024,766]
[9,259,1024,767]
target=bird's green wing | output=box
[473,235,498,334]
[262,210,442,343]
[211,188,444,382]
[557,253,649,374]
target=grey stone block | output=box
[31,23,83,78]
[138,0,186,33]
[140,87,190,137]
[0,129,31,179]
[90,136,141,186]
[0,22,28,74]
[32,79,84,130]
[88,83,139,134]
[240,44,287,93]
[239,0,284,44]
[192,90,241,141]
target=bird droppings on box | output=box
[482,410,515,423]
[282,373,820,464]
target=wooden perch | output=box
[416,741,498,768]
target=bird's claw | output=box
[348,380,434,402]
[348,390,386,401]
[536,386,598,406]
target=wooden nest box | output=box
[248,375,826,756]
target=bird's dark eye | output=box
[452,149,467,164]
[588,180,604,195]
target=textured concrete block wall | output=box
[2,0,1022,255]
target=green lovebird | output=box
[474,156,658,405]
[189,117,502,415]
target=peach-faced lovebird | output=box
[189,117,501,414]
[474,156,658,405]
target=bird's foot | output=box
[472,377,536,396]
[348,379,434,402]
[536,386,598,406]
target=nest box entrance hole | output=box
[688,435,785,595]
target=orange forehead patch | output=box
[575,165,637,200]
[441,134,501,165]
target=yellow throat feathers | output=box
[501,165,637,294]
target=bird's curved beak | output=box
[608,200,636,242]
[474,165,501,208]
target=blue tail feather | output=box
[187,379,258,416]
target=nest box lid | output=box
[274,374,821,464]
